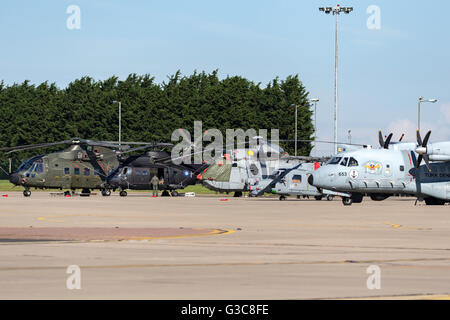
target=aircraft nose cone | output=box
[9,173,20,185]
[308,174,314,186]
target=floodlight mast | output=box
[319,5,353,154]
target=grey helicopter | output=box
[248,161,350,200]
[199,137,330,197]
[309,130,450,205]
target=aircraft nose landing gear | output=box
[23,189,31,197]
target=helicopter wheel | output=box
[326,195,334,201]
[23,189,31,197]
[296,195,301,199]
[171,191,179,197]
[342,197,353,206]
[102,189,111,197]
[63,191,71,197]
[314,196,323,201]
[279,195,286,201]
[80,189,91,197]
[120,191,128,197]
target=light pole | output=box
[418,96,437,132]
[319,5,353,154]
[310,98,319,142]
[291,103,298,156]
[113,100,122,149]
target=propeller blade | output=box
[416,130,423,146]
[422,130,431,147]
[378,131,384,148]
[384,133,393,149]
[399,133,405,142]
[416,154,423,169]
[423,154,432,172]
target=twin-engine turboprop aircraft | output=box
[309,130,450,205]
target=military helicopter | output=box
[106,145,208,197]
[0,138,151,197]
[309,130,450,205]
[249,162,349,200]
[198,137,327,197]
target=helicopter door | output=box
[133,168,150,185]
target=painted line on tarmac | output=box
[385,222,432,231]
[1,256,450,272]
[337,293,450,300]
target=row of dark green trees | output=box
[0,71,314,177]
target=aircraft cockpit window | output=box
[327,157,342,165]
[292,175,302,183]
[35,162,43,173]
[74,168,80,175]
[340,157,348,166]
[123,168,128,175]
[348,157,359,167]
[64,168,70,175]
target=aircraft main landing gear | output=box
[342,197,353,206]
[326,195,334,201]
[120,190,128,197]
[23,189,31,197]
[279,195,286,201]
[314,196,323,201]
[102,189,111,197]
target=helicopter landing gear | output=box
[296,195,301,199]
[80,189,91,197]
[23,189,31,197]
[314,196,323,201]
[171,190,179,197]
[101,189,111,197]
[120,190,128,197]
[279,195,286,201]
[233,191,243,198]
[161,190,170,197]
[63,191,71,197]
[342,197,353,206]
[326,195,334,201]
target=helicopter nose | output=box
[9,173,20,185]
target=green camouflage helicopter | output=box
[0,138,159,197]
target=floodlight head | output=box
[310,98,320,102]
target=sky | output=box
[1,0,449,155]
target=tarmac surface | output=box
[0,191,450,299]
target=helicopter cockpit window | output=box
[74,168,80,175]
[340,157,349,167]
[123,168,128,175]
[64,168,70,175]
[292,175,302,183]
[348,157,359,167]
[327,157,342,165]
[83,168,90,176]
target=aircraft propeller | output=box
[378,131,393,149]
[415,130,432,172]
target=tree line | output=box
[0,70,313,176]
